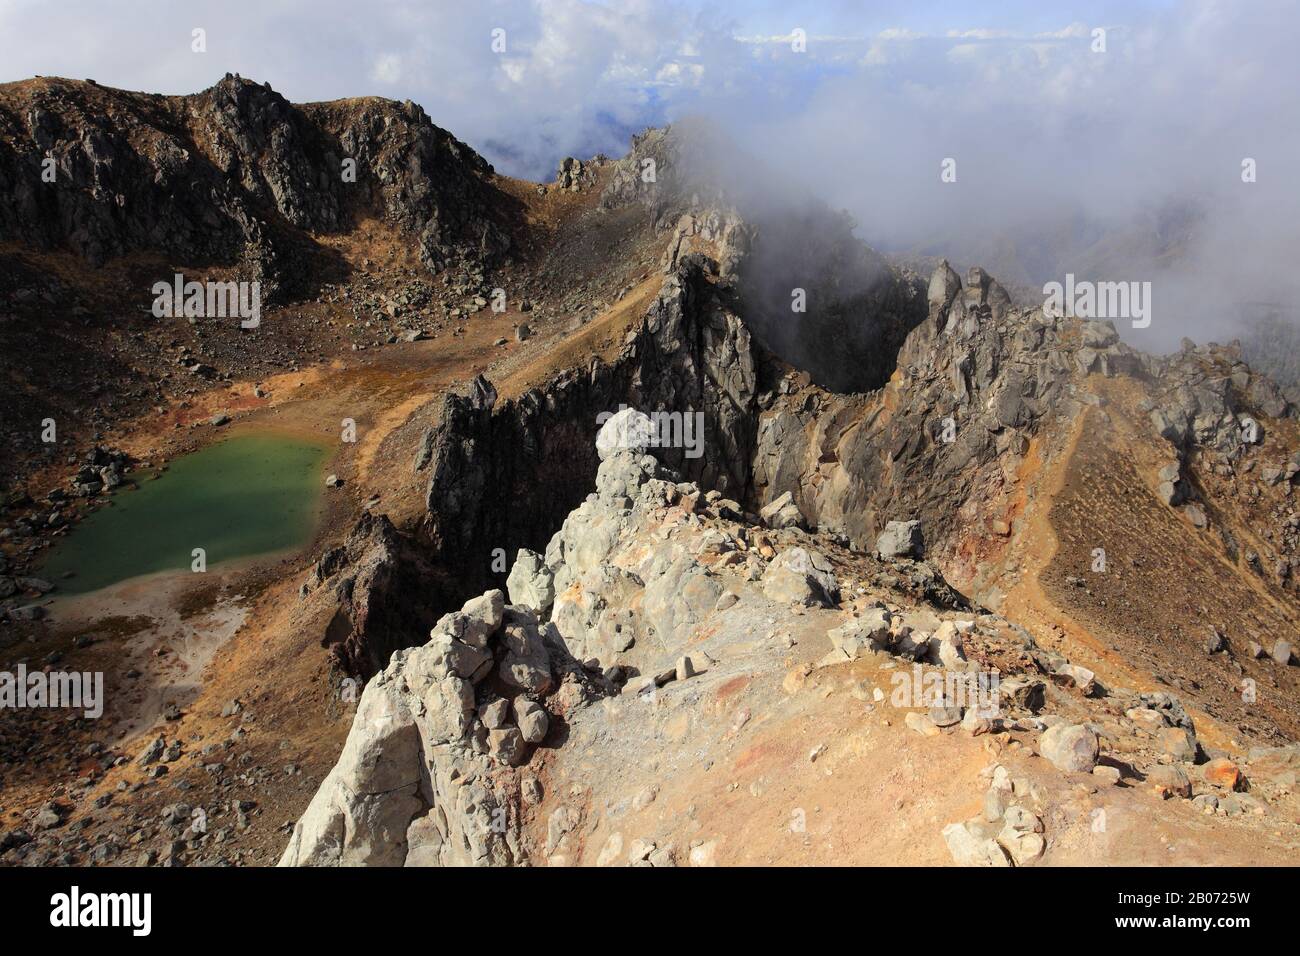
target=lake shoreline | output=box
[37,431,332,595]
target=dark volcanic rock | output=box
[0,74,511,298]
[309,512,444,680]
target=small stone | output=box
[647,844,676,867]
[1092,766,1121,786]
[1146,764,1192,799]
[488,727,528,767]
[675,656,697,682]
[627,838,656,864]
[876,520,924,560]
[905,712,941,737]
[513,697,549,744]
[998,829,1045,866]
[984,787,1012,823]
[1159,727,1198,763]
[479,698,511,730]
[688,840,718,867]
[1125,707,1165,734]
[962,709,992,736]
[596,832,624,867]
[136,736,165,766]
[941,822,1011,867]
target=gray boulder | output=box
[513,697,549,744]
[1039,723,1099,773]
[759,490,804,530]
[876,520,924,560]
[942,821,1011,867]
[506,548,555,616]
[762,547,839,607]
[280,592,555,867]
[596,407,656,461]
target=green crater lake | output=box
[41,432,330,595]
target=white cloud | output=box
[654,61,704,86]
[877,28,922,40]
[1036,22,1092,39]
[369,53,401,84]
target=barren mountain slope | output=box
[1,78,1298,868]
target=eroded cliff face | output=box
[310,257,760,678]
[306,513,449,681]
[310,245,1123,680]
[419,257,762,592]
[752,257,1300,589]
[752,261,1073,561]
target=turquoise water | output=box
[39,432,329,594]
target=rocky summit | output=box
[2,65,1300,879]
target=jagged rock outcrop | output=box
[0,74,509,297]
[284,412,718,867]
[280,588,598,867]
[420,257,759,584]
[505,549,554,615]
[1146,337,1293,453]
[555,155,599,192]
[749,262,1060,558]
[314,258,759,679]
[599,124,703,225]
[599,124,752,279]
[283,410,804,865]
